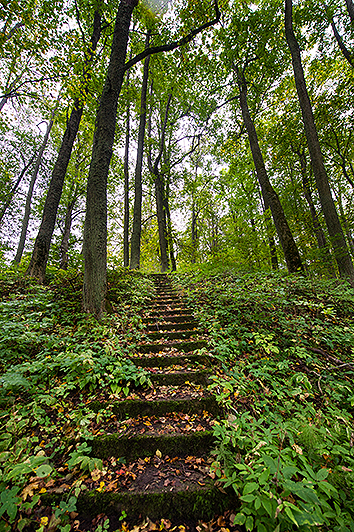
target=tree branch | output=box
[123,0,220,72]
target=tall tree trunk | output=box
[154,176,169,271]
[285,0,354,283]
[166,200,177,271]
[191,203,198,264]
[123,68,131,268]
[148,92,172,272]
[298,151,328,250]
[129,31,151,270]
[0,153,36,225]
[14,114,55,263]
[59,199,76,270]
[237,68,303,273]
[257,178,279,270]
[345,0,354,24]
[26,9,102,282]
[83,0,136,317]
[330,19,354,68]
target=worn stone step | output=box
[147,308,194,317]
[88,396,222,419]
[146,330,202,341]
[130,352,211,368]
[73,484,236,524]
[143,314,195,324]
[91,430,216,460]
[148,369,210,387]
[147,321,199,332]
[138,340,207,353]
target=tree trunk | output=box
[123,69,131,268]
[166,201,177,271]
[59,199,75,270]
[26,9,102,282]
[129,31,151,270]
[83,0,136,317]
[191,203,198,264]
[298,151,327,250]
[0,153,36,226]
[330,19,354,68]
[285,0,354,283]
[345,0,354,24]
[237,68,303,273]
[14,115,55,263]
[148,91,172,272]
[154,175,169,271]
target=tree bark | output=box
[14,114,55,264]
[345,0,354,24]
[148,92,172,272]
[83,0,136,316]
[285,0,354,283]
[237,67,304,273]
[0,152,36,225]
[129,31,151,270]
[59,198,75,270]
[26,9,102,282]
[257,182,279,271]
[123,68,131,268]
[331,19,354,67]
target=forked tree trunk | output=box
[129,31,151,270]
[285,0,354,283]
[148,92,172,272]
[83,0,136,316]
[26,9,102,282]
[14,115,55,263]
[0,153,36,226]
[237,68,304,273]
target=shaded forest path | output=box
[78,274,235,528]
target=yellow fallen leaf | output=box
[155,449,162,459]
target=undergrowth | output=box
[0,266,155,532]
[174,270,354,532]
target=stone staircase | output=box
[72,275,235,528]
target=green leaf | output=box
[261,495,273,517]
[240,493,256,503]
[245,515,254,531]
[258,467,270,484]
[243,482,258,495]
[316,468,329,481]
[233,513,246,525]
[36,464,52,478]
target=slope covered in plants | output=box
[175,269,354,532]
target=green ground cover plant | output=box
[0,266,155,531]
[174,269,354,532]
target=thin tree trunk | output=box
[83,0,136,317]
[59,199,75,270]
[0,153,36,225]
[345,0,354,24]
[27,9,102,282]
[285,0,354,283]
[191,203,198,264]
[14,114,55,263]
[123,68,131,268]
[257,179,279,271]
[237,67,303,273]
[148,92,172,272]
[297,149,328,250]
[129,31,151,270]
[166,201,177,271]
[331,19,354,67]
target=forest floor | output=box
[0,266,354,532]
